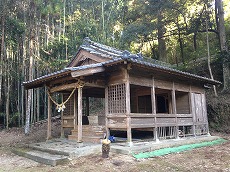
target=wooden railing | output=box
[107,113,194,129]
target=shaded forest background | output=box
[0,0,230,131]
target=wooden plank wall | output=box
[176,92,190,114]
[108,70,126,85]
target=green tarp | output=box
[133,138,227,159]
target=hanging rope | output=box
[46,79,85,112]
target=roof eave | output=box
[23,70,72,90]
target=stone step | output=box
[12,148,69,166]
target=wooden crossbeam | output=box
[71,66,105,78]
[50,83,79,93]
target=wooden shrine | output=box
[23,37,220,144]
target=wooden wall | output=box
[176,91,190,114]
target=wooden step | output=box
[68,125,105,143]
[71,126,105,134]
[68,135,103,143]
[71,129,103,135]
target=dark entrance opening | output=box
[156,95,168,113]
[138,95,152,113]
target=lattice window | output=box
[108,84,126,114]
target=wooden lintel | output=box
[50,83,78,93]
[85,82,105,88]
[47,76,73,87]
[71,66,105,78]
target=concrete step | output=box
[12,148,69,166]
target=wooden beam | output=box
[71,66,105,78]
[50,82,79,93]
[85,82,105,88]
[127,117,132,145]
[105,86,110,139]
[47,75,73,87]
[151,77,159,142]
[172,82,179,139]
[47,96,52,140]
[129,74,152,87]
[155,79,173,90]
[125,68,131,114]
[77,87,83,142]
[125,69,132,145]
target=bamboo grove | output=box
[0,0,229,129]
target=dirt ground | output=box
[0,122,229,172]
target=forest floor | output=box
[0,121,229,172]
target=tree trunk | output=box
[0,9,5,108]
[6,76,10,129]
[25,89,32,134]
[157,11,167,62]
[216,0,230,92]
[206,18,217,96]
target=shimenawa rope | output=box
[47,80,85,112]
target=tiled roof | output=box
[23,37,221,88]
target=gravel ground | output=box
[0,122,229,172]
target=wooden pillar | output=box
[172,82,179,139]
[47,96,52,140]
[60,94,64,138]
[127,116,132,145]
[151,77,159,142]
[74,92,77,130]
[105,86,110,138]
[125,68,132,145]
[77,87,83,142]
[189,86,196,137]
